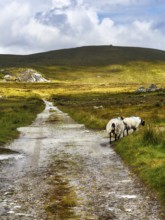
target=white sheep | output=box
[123,116,145,135]
[106,117,126,144]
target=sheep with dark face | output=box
[106,117,126,144]
[123,116,145,135]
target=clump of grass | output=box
[142,125,165,147]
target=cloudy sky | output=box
[0,0,164,54]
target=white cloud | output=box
[52,0,71,8]
[0,0,164,54]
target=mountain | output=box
[0,45,165,68]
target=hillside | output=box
[0,45,165,68]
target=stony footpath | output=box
[0,101,163,219]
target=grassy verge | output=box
[51,90,165,206]
[0,96,45,149]
[116,126,165,205]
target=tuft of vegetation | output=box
[142,125,164,146]
[45,155,79,220]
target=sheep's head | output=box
[111,123,115,133]
[141,119,145,126]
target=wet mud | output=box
[0,101,164,219]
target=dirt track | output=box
[0,101,163,219]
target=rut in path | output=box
[0,101,163,219]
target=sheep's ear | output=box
[120,116,124,120]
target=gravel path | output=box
[0,101,163,219]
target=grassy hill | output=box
[0,45,165,91]
[0,45,165,68]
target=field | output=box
[0,45,165,207]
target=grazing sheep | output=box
[123,116,145,135]
[106,117,126,144]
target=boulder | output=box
[16,69,49,82]
[3,69,49,82]
[136,84,162,93]
[4,74,15,81]
[135,86,146,93]
[146,84,160,92]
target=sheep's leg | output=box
[115,134,117,141]
[109,133,112,144]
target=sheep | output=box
[123,116,145,135]
[106,117,126,144]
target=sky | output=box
[0,0,165,54]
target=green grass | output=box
[0,96,44,148]
[116,126,165,204]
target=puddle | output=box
[0,154,24,161]
[116,194,138,199]
[0,100,164,219]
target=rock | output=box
[16,69,49,82]
[93,105,103,109]
[4,74,15,81]
[146,84,161,92]
[135,86,146,93]
[136,84,162,93]
[3,68,49,82]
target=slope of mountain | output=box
[0,45,165,68]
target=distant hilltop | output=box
[0,45,165,68]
